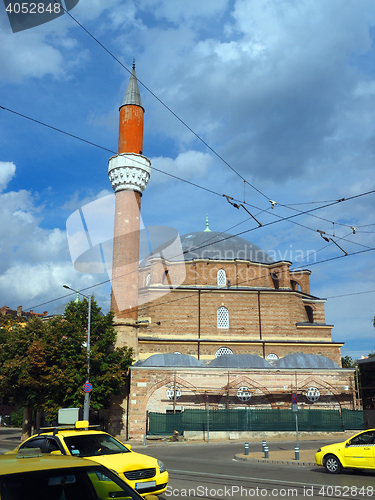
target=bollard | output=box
[264,445,269,459]
[244,442,249,456]
[294,446,300,461]
[262,439,266,451]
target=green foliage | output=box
[341,355,357,368]
[0,298,133,419]
[0,314,26,331]
[9,407,23,427]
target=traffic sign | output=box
[292,393,298,404]
[84,382,92,393]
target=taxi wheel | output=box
[324,454,342,474]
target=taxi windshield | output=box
[64,434,131,458]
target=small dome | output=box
[274,353,340,369]
[46,303,69,318]
[209,354,272,369]
[135,353,203,367]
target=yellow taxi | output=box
[315,428,375,474]
[7,421,168,496]
[0,450,159,500]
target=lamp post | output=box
[63,285,91,422]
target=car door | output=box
[45,436,65,454]
[342,430,375,469]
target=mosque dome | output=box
[209,354,272,368]
[274,353,341,369]
[134,353,203,367]
[142,228,274,266]
[179,231,273,264]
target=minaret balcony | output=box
[108,152,151,194]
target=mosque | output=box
[106,65,357,440]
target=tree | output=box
[0,297,133,433]
[341,355,357,368]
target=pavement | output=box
[235,446,317,467]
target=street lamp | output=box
[63,284,91,422]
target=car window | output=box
[19,437,46,452]
[63,434,131,458]
[45,437,64,454]
[351,431,375,445]
[0,465,141,500]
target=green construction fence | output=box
[147,408,363,435]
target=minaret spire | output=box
[108,62,151,325]
[121,60,143,109]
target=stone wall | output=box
[116,366,356,441]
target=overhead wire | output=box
[3,5,374,311]
[27,242,375,316]
[53,0,270,202]
[54,0,375,231]
[2,100,375,296]
[2,14,372,233]
[4,103,372,244]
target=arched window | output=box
[217,306,229,328]
[305,305,314,323]
[162,270,170,285]
[217,268,226,286]
[266,353,279,361]
[146,273,151,287]
[215,347,233,357]
[290,280,300,291]
[270,271,279,289]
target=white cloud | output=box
[0,162,16,191]
[150,150,213,185]
[0,30,65,82]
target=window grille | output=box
[166,387,181,401]
[217,306,229,328]
[237,387,252,402]
[217,268,226,286]
[306,387,320,402]
[266,353,279,360]
[215,347,233,357]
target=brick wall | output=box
[110,366,356,440]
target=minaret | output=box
[108,62,151,349]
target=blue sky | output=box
[0,0,374,360]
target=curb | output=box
[234,454,317,467]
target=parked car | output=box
[0,450,159,500]
[315,428,375,474]
[6,421,168,496]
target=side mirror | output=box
[145,496,159,500]
[125,444,132,451]
[345,440,351,447]
[50,450,63,455]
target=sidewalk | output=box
[235,447,317,467]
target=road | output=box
[2,432,374,499]
[132,441,375,499]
